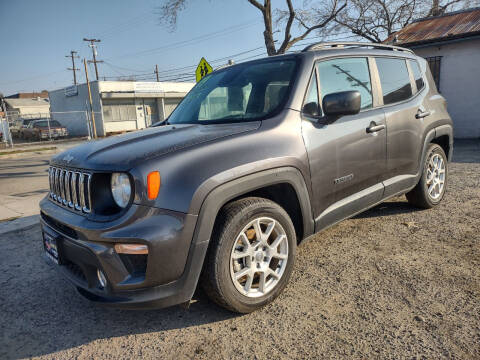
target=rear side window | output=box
[376,58,412,105]
[408,59,425,92]
[317,57,373,110]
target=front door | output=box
[301,57,387,230]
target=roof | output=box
[4,98,50,108]
[386,7,480,46]
[5,91,49,99]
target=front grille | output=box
[48,166,92,213]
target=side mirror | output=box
[302,101,320,118]
[322,90,361,117]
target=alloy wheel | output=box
[229,217,289,298]
[426,153,446,200]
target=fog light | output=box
[97,269,107,288]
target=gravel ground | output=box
[1,141,479,359]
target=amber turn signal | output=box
[147,171,160,200]
[114,243,148,255]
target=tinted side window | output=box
[408,59,425,92]
[317,57,373,110]
[376,58,412,105]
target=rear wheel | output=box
[406,143,448,208]
[201,197,296,313]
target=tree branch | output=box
[278,1,347,52]
[247,0,265,12]
[277,0,295,54]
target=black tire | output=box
[406,143,448,209]
[201,197,296,313]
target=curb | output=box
[0,148,58,160]
[0,215,40,236]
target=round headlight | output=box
[111,173,131,208]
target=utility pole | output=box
[155,64,160,82]
[83,58,97,139]
[66,50,80,85]
[83,38,103,81]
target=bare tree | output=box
[331,0,478,43]
[157,0,346,55]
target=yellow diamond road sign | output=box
[196,57,213,82]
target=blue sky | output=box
[0,0,350,96]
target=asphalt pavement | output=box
[0,153,50,222]
[0,140,85,226]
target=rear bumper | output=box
[40,197,207,309]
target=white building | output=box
[4,97,50,119]
[387,8,480,139]
[48,81,194,137]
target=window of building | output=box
[317,57,373,111]
[425,56,442,91]
[102,99,136,122]
[408,59,425,93]
[376,57,413,105]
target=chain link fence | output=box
[1,110,95,148]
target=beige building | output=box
[4,97,50,119]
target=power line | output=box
[103,19,261,61]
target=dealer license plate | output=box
[43,232,60,264]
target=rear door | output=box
[302,56,387,229]
[375,57,427,196]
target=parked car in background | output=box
[9,118,35,138]
[22,120,68,140]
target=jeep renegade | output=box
[40,42,453,313]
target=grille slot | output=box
[49,166,92,213]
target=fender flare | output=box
[417,124,453,182]
[169,167,314,305]
[191,166,314,247]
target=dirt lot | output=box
[1,141,479,359]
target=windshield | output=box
[166,59,298,125]
[34,120,61,127]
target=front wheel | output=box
[201,197,296,313]
[406,143,448,208]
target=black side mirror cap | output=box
[322,90,361,117]
[302,101,320,118]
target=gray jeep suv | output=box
[40,42,453,313]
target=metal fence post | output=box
[2,114,13,148]
[85,110,92,139]
[47,112,52,141]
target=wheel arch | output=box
[417,124,453,182]
[191,167,314,248]
[432,124,453,161]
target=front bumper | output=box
[40,197,207,309]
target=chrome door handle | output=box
[416,110,431,119]
[366,123,386,133]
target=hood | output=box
[50,122,260,170]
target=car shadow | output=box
[353,200,418,219]
[0,225,238,359]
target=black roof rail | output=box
[302,41,414,54]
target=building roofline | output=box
[413,6,480,23]
[399,31,480,47]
